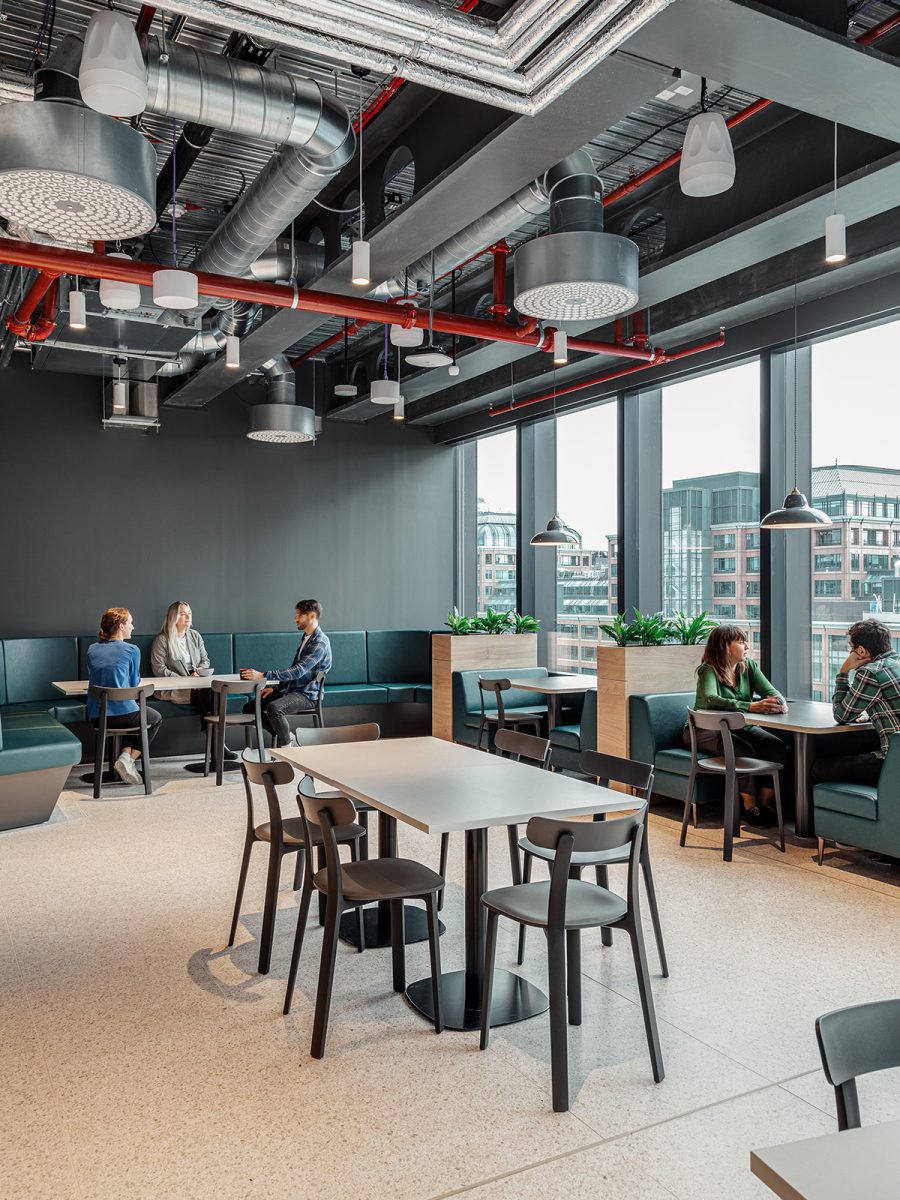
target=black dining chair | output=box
[285,777,445,1059]
[89,683,156,799]
[815,998,900,1130]
[476,677,545,752]
[516,750,668,978]
[683,709,785,862]
[203,678,267,786]
[228,753,366,975]
[286,669,327,739]
[480,803,664,1112]
[293,722,380,860]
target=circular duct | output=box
[0,101,156,241]
[513,231,639,321]
[247,404,316,444]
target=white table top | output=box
[52,674,242,696]
[272,737,636,835]
[749,700,871,736]
[751,1119,900,1199]
[507,676,597,695]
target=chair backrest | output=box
[296,775,360,898]
[89,683,155,725]
[478,676,510,723]
[815,998,900,1130]
[687,708,745,771]
[581,749,653,798]
[212,678,263,695]
[240,753,295,841]
[295,722,380,747]
[494,727,550,768]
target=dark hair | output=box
[295,599,322,618]
[699,624,748,684]
[848,619,892,660]
[98,607,131,641]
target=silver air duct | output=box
[513,150,638,321]
[248,355,316,443]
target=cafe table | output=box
[751,1119,900,1199]
[273,736,637,1031]
[507,673,596,731]
[747,701,873,838]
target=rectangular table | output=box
[273,736,637,1031]
[52,674,242,696]
[507,674,595,731]
[748,701,873,838]
[751,1120,900,1199]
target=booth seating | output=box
[547,690,598,773]
[0,629,434,766]
[0,707,81,830]
[451,668,553,748]
[813,735,900,863]
[628,692,721,806]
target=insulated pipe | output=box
[261,354,296,404]
[0,239,656,361]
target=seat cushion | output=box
[548,723,581,751]
[3,637,79,704]
[315,858,444,902]
[414,685,433,704]
[482,879,627,929]
[654,747,697,777]
[366,631,431,685]
[384,684,418,704]
[814,783,879,822]
[323,684,389,707]
[0,716,81,777]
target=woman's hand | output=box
[749,697,785,714]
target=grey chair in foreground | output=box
[286,778,445,1058]
[203,678,267,786]
[480,804,664,1112]
[815,998,900,1130]
[683,709,785,862]
[229,754,366,975]
[516,749,668,978]
[90,683,156,799]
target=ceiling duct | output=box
[248,355,316,443]
[513,150,639,320]
[0,38,156,244]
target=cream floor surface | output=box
[3,757,900,1200]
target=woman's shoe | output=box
[223,746,240,761]
[743,804,770,828]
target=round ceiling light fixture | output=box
[405,345,452,368]
[100,251,142,311]
[370,378,402,405]
[152,268,198,310]
[79,8,149,118]
[247,404,316,443]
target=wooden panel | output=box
[431,634,538,741]
[597,645,700,760]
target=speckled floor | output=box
[2,756,900,1199]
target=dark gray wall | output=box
[0,361,455,637]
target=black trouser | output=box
[683,724,792,801]
[243,690,317,746]
[812,750,883,787]
[190,687,215,730]
[93,707,162,753]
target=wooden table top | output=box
[507,675,597,694]
[52,674,242,696]
[272,737,636,835]
[749,699,872,736]
[751,1119,900,1199]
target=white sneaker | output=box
[287,733,298,747]
[114,752,141,785]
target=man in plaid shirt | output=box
[812,619,900,787]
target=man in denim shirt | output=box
[240,599,332,746]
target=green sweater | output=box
[693,660,783,715]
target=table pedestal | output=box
[793,733,815,839]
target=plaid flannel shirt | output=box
[832,650,900,759]
[265,627,332,701]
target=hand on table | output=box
[749,697,786,714]
[240,668,265,682]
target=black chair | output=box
[480,803,664,1112]
[285,778,445,1059]
[516,749,668,978]
[815,998,900,1130]
[293,723,380,861]
[229,753,365,975]
[203,678,267,786]
[437,727,551,913]
[90,684,156,799]
[286,669,326,738]
[683,709,785,862]
[476,677,545,752]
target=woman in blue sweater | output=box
[87,608,162,785]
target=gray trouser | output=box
[254,691,317,746]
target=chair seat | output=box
[255,818,365,846]
[483,709,544,726]
[205,712,257,725]
[547,723,581,751]
[100,724,142,736]
[698,755,782,775]
[518,835,627,868]
[314,858,444,902]
[482,878,627,930]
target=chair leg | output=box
[692,803,699,829]
[93,732,103,800]
[506,824,521,885]
[516,852,533,965]
[817,836,825,866]
[310,897,341,1058]
[566,929,582,1026]
[358,809,369,861]
[140,718,152,796]
[389,899,406,993]
[348,839,365,952]
[772,771,785,853]
[595,863,613,947]
[547,926,570,1112]
[257,842,283,975]
[215,718,226,787]
[479,909,500,1050]
[425,893,443,1034]
[203,722,213,777]
[283,873,314,1016]
[438,831,449,912]
[228,832,255,946]
[626,919,665,1084]
[723,774,736,863]
[292,848,305,891]
[640,845,669,978]
[680,766,697,847]
[316,847,326,926]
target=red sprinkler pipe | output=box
[134,5,157,36]
[6,270,60,339]
[489,241,510,319]
[292,320,370,365]
[0,239,656,362]
[488,329,726,416]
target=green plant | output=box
[445,607,477,635]
[510,611,541,634]
[668,610,717,645]
[472,607,514,634]
[629,609,671,646]
[599,614,634,647]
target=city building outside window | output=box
[476,430,517,616]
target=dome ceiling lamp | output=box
[333,318,358,397]
[152,121,198,311]
[391,271,425,348]
[371,324,402,405]
[78,7,148,118]
[530,364,578,547]
[406,250,452,368]
[679,79,736,198]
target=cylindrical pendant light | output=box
[152,268,198,310]
[553,329,568,365]
[824,125,847,265]
[100,251,141,310]
[225,334,240,369]
[393,395,405,421]
[351,75,371,287]
[69,284,87,330]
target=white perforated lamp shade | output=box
[679,111,735,197]
[79,9,148,118]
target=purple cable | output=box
[171,119,177,266]
[383,323,388,378]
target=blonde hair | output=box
[98,608,131,641]
[160,600,190,662]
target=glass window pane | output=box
[476,430,517,617]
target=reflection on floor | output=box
[2,759,900,1199]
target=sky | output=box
[476,322,900,551]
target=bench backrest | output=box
[629,692,694,765]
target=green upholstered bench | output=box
[0,709,81,830]
[548,689,598,773]
[629,692,721,806]
[451,667,551,748]
[813,735,900,862]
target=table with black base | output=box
[273,737,635,1031]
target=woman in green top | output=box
[684,624,791,826]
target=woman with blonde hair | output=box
[87,608,162,785]
[684,624,790,826]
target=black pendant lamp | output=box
[406,250,452,368]
[530,364,578,547]
[334,319,357,397]
[760,282,831,530]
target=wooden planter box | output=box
[431,633,538,741]
[596,644,701,761]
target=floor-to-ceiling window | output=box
[475,429,518,616]
[661,360,761,651]
[552,402,618,673]
[809,323,900,698]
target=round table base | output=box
[339,904,445,949]
[406,968,548,1032]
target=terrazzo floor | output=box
[3,754,900,1199]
